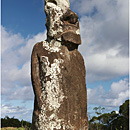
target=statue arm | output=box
[31,44,42,104]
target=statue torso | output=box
[32,41,88,130]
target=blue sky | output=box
[2,0,46,37]
[1,0,129,122]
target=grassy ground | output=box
[1,127,26,130]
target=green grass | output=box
[1,127,26,130]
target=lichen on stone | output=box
[43,41,61,52]
[45,2,64,38]
[36,48,68,129]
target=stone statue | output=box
[31,0,88,129]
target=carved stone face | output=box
[45,0,81,45]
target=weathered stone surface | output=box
[31,0,88,129]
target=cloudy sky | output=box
[1,0,129,122]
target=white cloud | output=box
[77,0,129,82]
[8,86,34,100]
[1,26,47,101]
[70,0,128,19]
[88,78,129,107]
[85,53,128,82]
[1,104,33,121]
[1,27,24,55]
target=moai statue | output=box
[31,0,88,129]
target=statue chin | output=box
[62,31,81,45]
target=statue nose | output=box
[63,10,78,24]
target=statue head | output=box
[45,0,81,45]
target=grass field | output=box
[1,127,26,130]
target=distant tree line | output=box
[1,116,31,129]
[88,99,129,130]
[1,99,129,130]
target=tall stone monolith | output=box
[31,0,88,129]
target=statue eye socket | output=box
[48,0,57,5]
